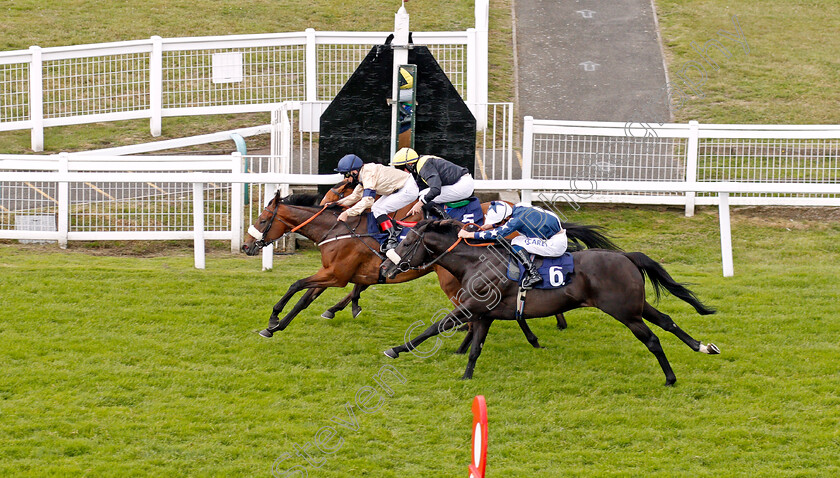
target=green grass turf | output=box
[655,0,840,124]
[1,205,838,476]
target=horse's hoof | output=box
[707,343,721,354]
[259,329,274,338]
[664,379,676,386]
[383,349,399,359]
[460,374,473,380]
[321,310,335,319]
[352,307,362,319]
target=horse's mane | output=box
[418,218,463,235]
[277,193,323,207]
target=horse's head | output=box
[320,178,354,205]
[241,192,324,255]
[380,219,463,279]
[242,191,287,255]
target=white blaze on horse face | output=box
[248,225,264,240]
[385,249,402,265]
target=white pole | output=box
[29,46,44,152]
[521,116,534,205]
[305,29,318,102]
[57,152,69,248]
[718,192,734,277]
[476,0,490,109]
[193,182,205,269]
[230,152,244,253]
[150,36,163,137]
[390,5,410,160]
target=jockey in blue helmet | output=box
[334,153,419,252]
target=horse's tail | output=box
[564,223,622,251]
[623,252,716,315]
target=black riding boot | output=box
[422,201,451,220]
[377,215,402,252]
[514,248,542,289]
[496,236,542,289]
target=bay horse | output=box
[241,192,619,349]
[381,219,720,385]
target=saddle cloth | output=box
[506,253,575,289]
[365,213,415,246]
[444,196,484,225]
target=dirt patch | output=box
[729,206,840,230]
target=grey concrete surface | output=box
[514,0,671,123]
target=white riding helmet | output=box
[483,201,513,226]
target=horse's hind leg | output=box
[642,302,720,354]
[622,315,678,386]
[322,284,368,319]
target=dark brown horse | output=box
[381,219,720,385]
[241,193,619,348]
[318,179,609,332]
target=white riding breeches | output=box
[512,230,568,257]
[370,179,419,217]
[420,174,475,204]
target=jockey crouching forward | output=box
[334,154,419,252]
[391,148,475,220]
[458,202,567,289]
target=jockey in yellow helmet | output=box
[391,147,475,220]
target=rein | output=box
[391,223,491,272]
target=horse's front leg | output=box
[384,313,464,359]
[555,313,568,330]
[349,284,368,318]
[516,318,543,349]
[462,319,494,380]
[262,269,345,337]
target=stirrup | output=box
[521,271,542,289]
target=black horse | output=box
[381,219,720,385]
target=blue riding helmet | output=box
[335,154,364,173]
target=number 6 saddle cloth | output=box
[506,252,575,289]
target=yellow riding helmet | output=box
[391,147,419,167]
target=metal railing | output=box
[521,118,840,215]
[1,20,489,152]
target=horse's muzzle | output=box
[242,243,260,256]
[380,260,398,280]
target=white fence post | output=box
[193,182,205,269]
[684,120,699,217]
[261,186,275,272]
[520,116,534,205]
[149,36,163,137]
[305,29,318,102]
[57,152,69,248]
[29,46,44,152]
[718,192,734,277]
[230,152,244,253]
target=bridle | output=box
[390,228,465,273]
[248,200,328,249]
